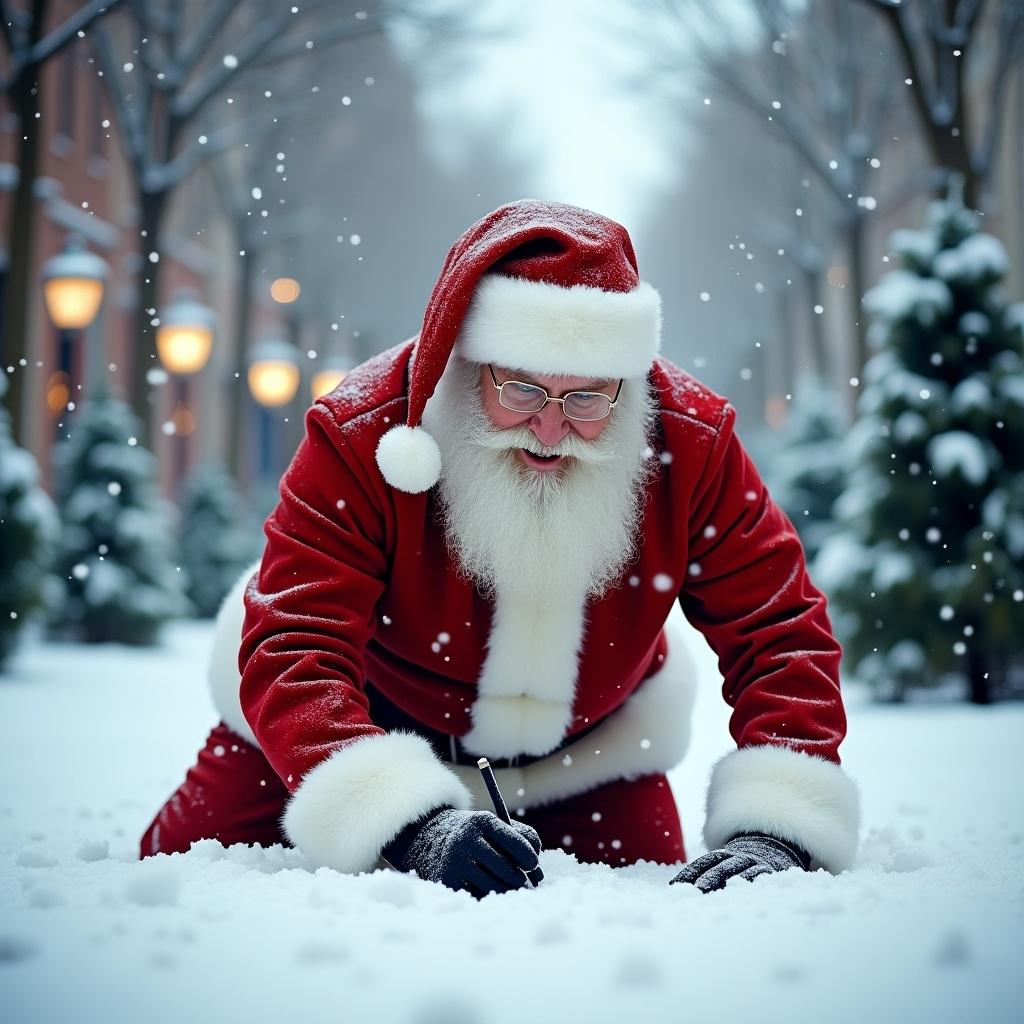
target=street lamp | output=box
[155,290,216,488]
[41,235,110,414]
[156,290,216,375]
[248,339,301,487]
[41,235,108,330]
[247,339,301,407]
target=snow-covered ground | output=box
[1,618,1022,1023]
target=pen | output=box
[477,756,544,887]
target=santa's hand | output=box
[669,832,811,893]
[382,806,542,898]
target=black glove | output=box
[669,832,812,893]
[381,806,542,898]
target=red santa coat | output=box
[227,340,859,877]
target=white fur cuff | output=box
[703,745,860,873]
[283,731,472,874]
[457,275,661,378]
[207,561,261,745]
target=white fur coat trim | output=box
[208,569,699,820]
[703,744,860,874]
[460,585,588,758]
[207,562,260,746]
[283,731,472,875]
[456,275,661,379]
[453,603,697,808]
[206,562,588,761]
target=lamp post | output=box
[41,235,109,405]
[155,290,215,486]
[247,339,301,484]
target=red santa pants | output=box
[141,723,686,868]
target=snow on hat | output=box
[375,198,662,494]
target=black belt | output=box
[364,682,605,769]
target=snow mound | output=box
[1,623,1023,1022]
[124,857,180,907]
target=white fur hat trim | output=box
[457,275,661,378]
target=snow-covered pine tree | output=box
[51,397,187,644]
[760,375,846,564]
[815,183,1024,703]
[180,463,261,618]
[0,376,59,667]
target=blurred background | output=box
[2,0,1023,703]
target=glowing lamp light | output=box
[156,291,216,374]
[248,340,301,407]
[46,371,71,414]
[311,366,347,401]
[270,277,301,304]
[41,236,108,330]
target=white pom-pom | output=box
[375,425,441,493]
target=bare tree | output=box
[204,1,493,486]
[857,0,1024,210]
[649,0,923,382]
[210,112,321,481]
[88,0,385,445]
[1,0,125,443]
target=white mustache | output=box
[466,423,618,464]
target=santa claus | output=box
[141,199,859,897]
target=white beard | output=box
[421,356,658,602]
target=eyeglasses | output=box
[487,365,623,422]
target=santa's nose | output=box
[528,401,571,448]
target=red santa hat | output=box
[375,198,662,494]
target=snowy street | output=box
[2,1,1023,1020]
[1,618,1021,1024]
